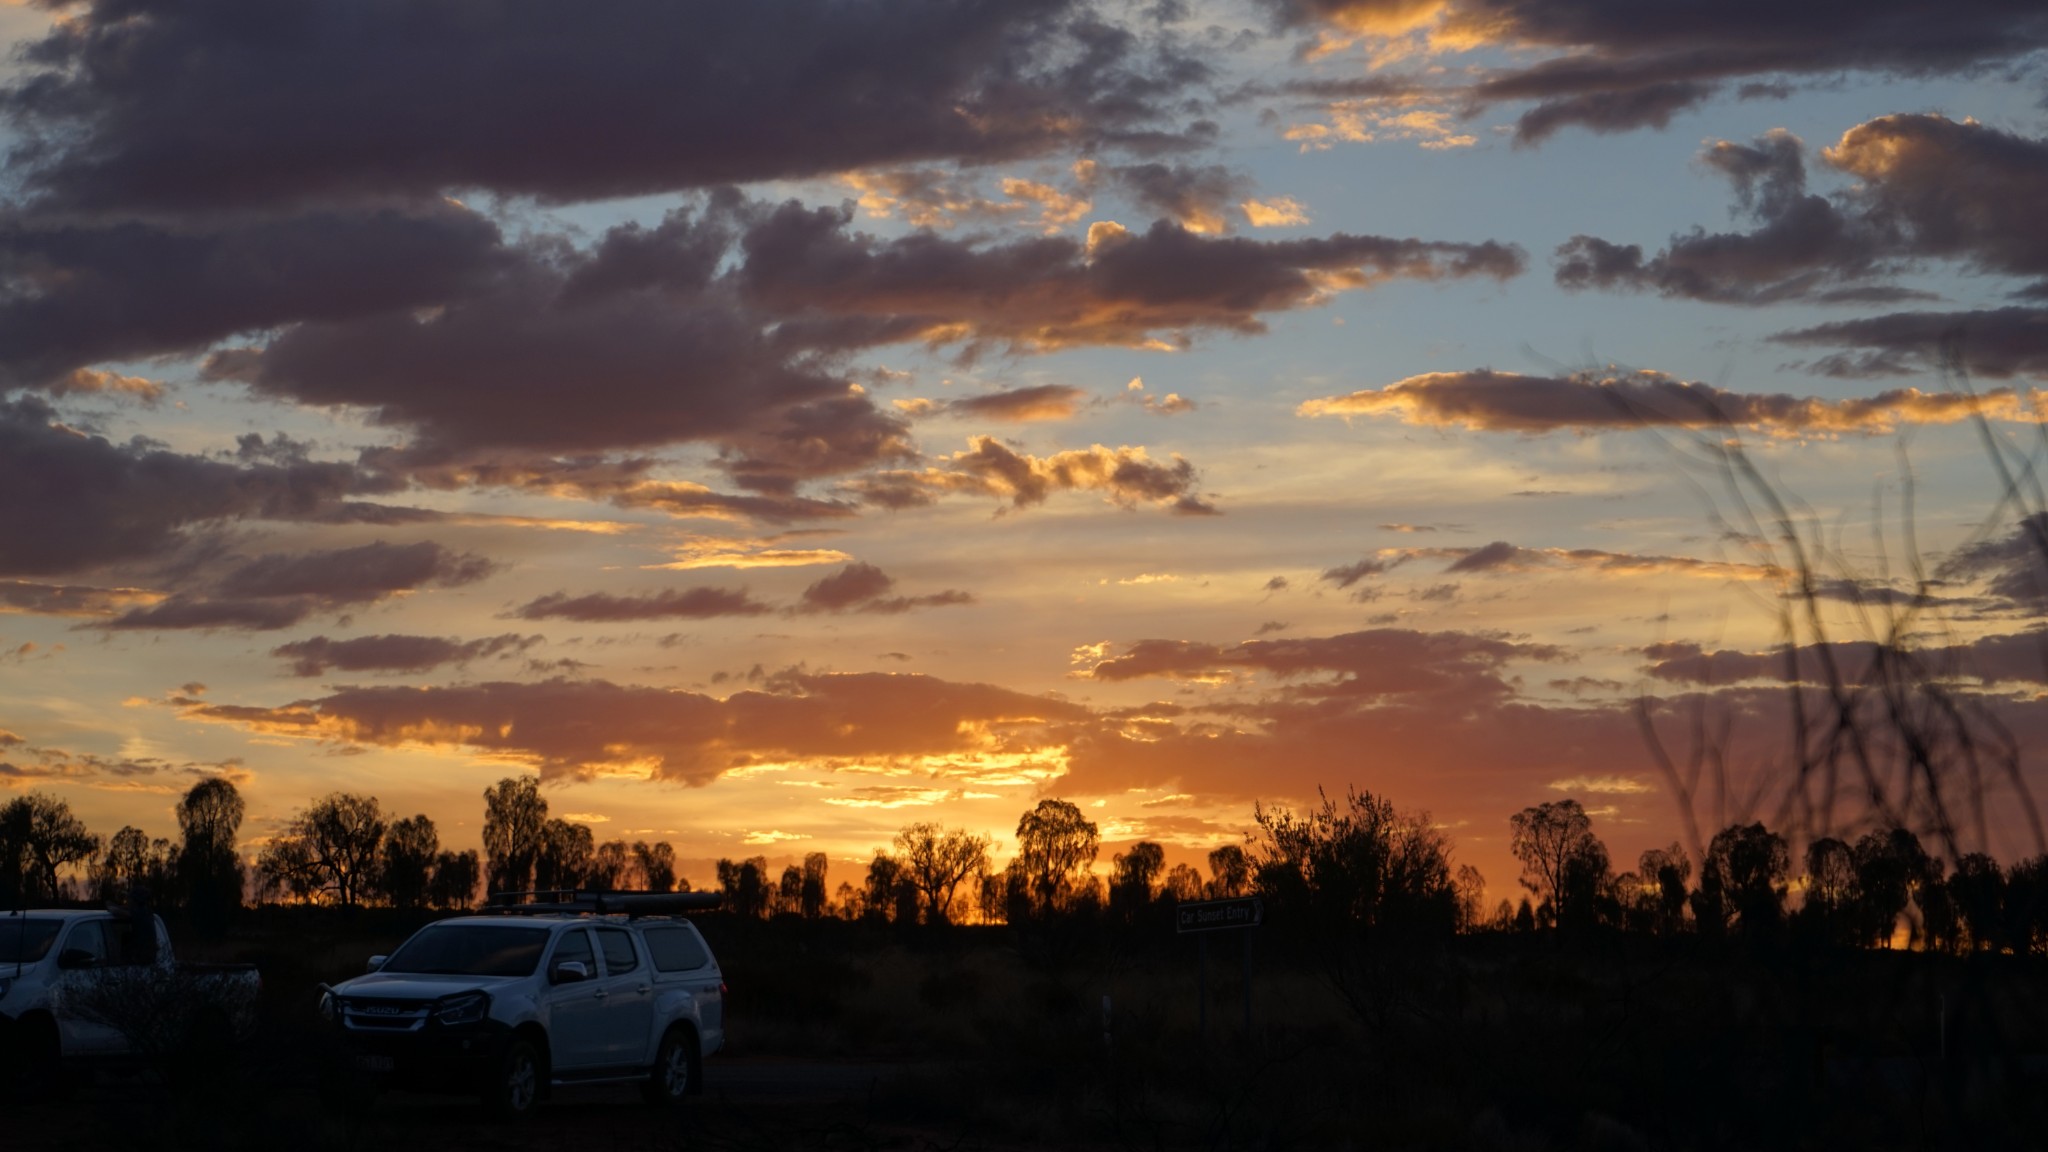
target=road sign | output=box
[1175,896,1263,933]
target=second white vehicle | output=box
[318,891,725,1118]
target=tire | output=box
[482,1037,543,1121]
[640,1027,696,1107]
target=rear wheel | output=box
[641,1027,695,1106]
[482,1037,543,1121]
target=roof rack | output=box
[481,889,723,918]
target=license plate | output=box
[356,1053,395,1073]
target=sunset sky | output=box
[4,0,2048,901]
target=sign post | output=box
[1175,896,1263,1047]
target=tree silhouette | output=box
[588,839,630,889]
[0,792,98,903]
[533,818,594,891]
[1253,788,1456,934]
[379,814,439,908]
[260,792,386,907]
[1164,862,1204,903]
[1555,836,1612,931]
[1708,822,1789,938]
[800,851,830,918]
[176,778,244,934]
[256,830,322,903]
[1638,843,1692,935]
[1108,840,1165,923]
[776,864,802,915]
[716,855,768,914]
[634,840,679,893]
[428,849,480,909]
[1852,827,1935,947]
[863,851,902,923]
[894,822,991,925]
[1947,852,2005,951]
[1508,798,1602,927]
[1015,798,1098,915]
[1453,864,1488,932]
[1800,836,1859,946]
[1206,843,1250,898]
[482,776,547,895]
[89,825,175,903]
[2006,855,2048,956]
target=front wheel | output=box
[640,1027,696,1107]
[483,1037,543,1121]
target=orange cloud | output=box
[1300,369,2039,434]
[846,437,1216,515]
[0,580,163,617]
[179,671,1091,785]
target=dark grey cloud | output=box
[216,541,493,602]
[271,632,542,677]
[512,587,773,623]
[799,564,897,612]
[105,541,495,631]
[1446,541,1544,573]
[1559,117,2048,306]
[798,563,974,614]
[1259,0,2048,145]
[0,202,506,390]
[1511,81,1718,146]
[1813,115,2048,283]
[1318,556,1399,589]
[5,0,1209,212]
[735,202,1522,353]
[0,396,364,578]
[1106,163,1251,232]
[1940,514,2048,611]
[1645,631,2048,687]
[1775,307,2048,381]
[1082,627,1567,699]
[1554,130,1883,304]
[2,178,1470,520]
[204,220,857,461]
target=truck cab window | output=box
[551,927,594,974]
[645,927,708,972]
[64,920,111,965]
[594,927,637,975]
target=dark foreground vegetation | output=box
[5,904,2046,1152]
[8,766,2048,1149]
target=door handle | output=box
[593,989,608,1000]
[636,985,650,995]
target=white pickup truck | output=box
[319,895,726,1119]
[0,908,261,1086]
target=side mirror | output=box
[57,948,97,970]
[366,955,387,973]
[551,960,589,984]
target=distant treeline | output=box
[5,779,2047,952]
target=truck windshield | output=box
[0,918,61,964]
[381,925,550,977]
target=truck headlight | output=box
[434,991,489,1027]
